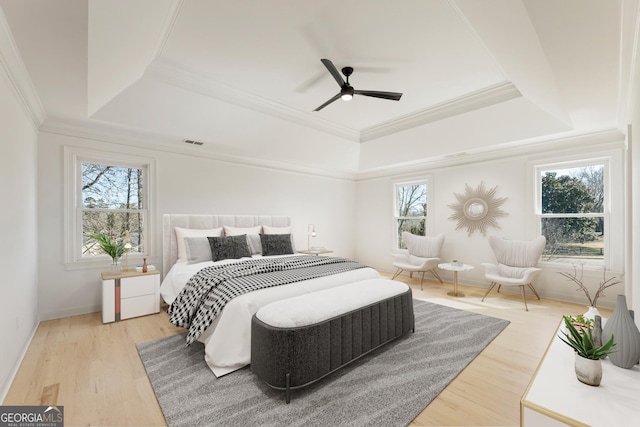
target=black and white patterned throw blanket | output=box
[168,256,367,345]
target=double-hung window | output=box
[393,180,429,249]
[65,147,154,268]
[535,160,608,267]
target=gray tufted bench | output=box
[250,278,414,403]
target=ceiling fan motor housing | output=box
[341,85,354,98]
[341,67,354,99]
[314,59,402,111]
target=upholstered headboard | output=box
[162,214,291,276]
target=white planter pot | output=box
[574,353,602,386]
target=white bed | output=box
[160,214,380,376]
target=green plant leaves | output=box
[87,231,126,260]
[559,315,616,360]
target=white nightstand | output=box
[101,270,160,323]
[297,249,334,256]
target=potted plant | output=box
[87,231,126,272]
[558,315,616,386]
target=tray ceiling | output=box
[0,0,631,175]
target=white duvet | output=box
[160,255,380,376]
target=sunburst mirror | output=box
[448,182,508,236]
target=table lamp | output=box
[307,224,316,251]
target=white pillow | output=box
[223,225,262,254]
[223,225,261,236]
[262,225,292,235]
[175,227,222,261]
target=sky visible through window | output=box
[81,163,145,255]
[82,163,142,209]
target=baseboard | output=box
[0,318,40,404]
[381,267,617,308]
[39,304,101,321]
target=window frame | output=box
[392,177,433,250]
[64,146,155,270]
[531,149,623,272]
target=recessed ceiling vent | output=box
[183,139,204,146]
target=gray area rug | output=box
[137,300,510,427]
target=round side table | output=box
[438,263,474,297]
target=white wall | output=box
[37,131,357,320]
[628,15,640,318]
[356,136,628,309]
[0,70,39,400]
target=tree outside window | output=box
[81,162,146,257]
[395,182,427,248]
[539,164,605,264]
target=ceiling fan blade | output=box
[294,71,327,92]
[354,90,403,101]
[314,93,341,111]
[321,59,345,88]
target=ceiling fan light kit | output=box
[314,59,402,111]
[341,85,354,101]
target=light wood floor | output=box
[4,274,604,427]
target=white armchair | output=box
[391,232,444,290]
[481,235,546,311]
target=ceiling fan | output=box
[313,58,403,111]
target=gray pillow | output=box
[184,237,213,264]
[246,234,263,255]
[260,233,294,256]
[207,235,252,261]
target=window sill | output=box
[65,254,150,271]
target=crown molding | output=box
[360,82,521,142]
[144,60,524,144]
[38,118,624,185]
[144,59,361,142]
[0,7,47,128]
[150,0,185,60]
[40,116,179,147]
[39,117,358,181]
[354,128,625,181]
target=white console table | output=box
[521,321,640,426]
